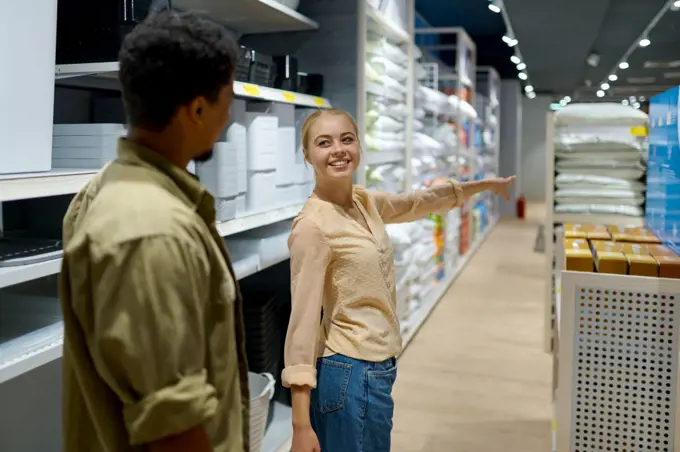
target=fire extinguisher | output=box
[516,194,526,219]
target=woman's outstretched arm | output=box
[371,176,515,224]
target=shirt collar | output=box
[116,138,216,223]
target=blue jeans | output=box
[310,354,397,452]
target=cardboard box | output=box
[626,254,658,277]
[594,249,627,275]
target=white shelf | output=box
[0,204,302,290]
[175,0,318,34]
[365,151,404,166]
[552,213,645,226]
[261,401,294,452]
[366,6,410,44]
[0,249,292,383]
[55,63,332,108]
[0,169,97,202]
[399,217,496,353]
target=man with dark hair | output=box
[59,11,249,452]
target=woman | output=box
[282,108,514,452]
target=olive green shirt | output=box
[59,138,250,451]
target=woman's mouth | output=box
[329,160,350,168]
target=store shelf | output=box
[365,151,405,166]
[399,216,496,353]
[366,6,410,44]
[260,402,294,452]
[0,169,97,202]
[55,63,331,108]
[552,212,645,226]
[0,204,302,290]
[0,249,291,384]
[176,0,318,34]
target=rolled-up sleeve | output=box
[282,217,330,388]
[83,235,217,445]
[371,180,464,224]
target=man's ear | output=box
[187,97,206,124]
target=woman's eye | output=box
[342,137,354,143]
[318,140,330,146]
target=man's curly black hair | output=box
[118,11,238,132]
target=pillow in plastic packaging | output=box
[555,102,649,127]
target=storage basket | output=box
[249,372,276,452]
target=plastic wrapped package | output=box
[555,102,649,127]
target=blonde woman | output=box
[283,108,514,452]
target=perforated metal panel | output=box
[570,285,680,452]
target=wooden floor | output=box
[392,206,552,452]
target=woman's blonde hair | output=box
[300,108,360,158]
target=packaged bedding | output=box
[555,102,648,127]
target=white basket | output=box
[249,372,276,452]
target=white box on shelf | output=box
[276,183,298,206]
[247,170,277,213]
[236,193,247,215]
[277,127,297,186]
[1,1,57,175]
[215,197,238,222]
[248,102,295,128]
[53,123,127,136]
[196,142,238,199]
[246,113,278,171]
[52,157,109,170]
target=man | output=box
[59,11,249,452]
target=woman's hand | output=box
[490,176,516,200]
[291,424,321,452]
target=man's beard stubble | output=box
[194,149,214,163]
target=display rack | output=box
[475,66,501,225]
[554,269,680,452]
[543,108,649,353]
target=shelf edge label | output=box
[242,84,260,96]
[283,92,296,102]
[313,97,325,107]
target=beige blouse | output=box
[282,182,464,388]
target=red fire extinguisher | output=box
[516,194,526,219]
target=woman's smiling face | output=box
[305,112,360,181]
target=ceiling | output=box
[416,0,680,101]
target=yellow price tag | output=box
[630,126,648,137]
[242,84,260,96]
[313,97,325,107]
[557,285,562,294]
[283,92,296,102]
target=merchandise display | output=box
[1,1,504,450]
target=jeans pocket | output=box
[314,357,352,414]
[366,363,397,395]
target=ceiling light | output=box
[619,61,630,69]
[622,99,629,106]
[608,74,618,81]
[517,63,527,70]
[674,0,680,7]
[639,38,651,47]
[564,96,572,102]
[601,82,610,90]
[560,99,567,106]
[488,3,501,13]
[629,96,637,101]
[502,35,518,47]
[587,53,600,67]
[524,85,534,93]
[511,55,521,64]
[596,90,605,98]
[518,72,528,80]
[527,92,536,99]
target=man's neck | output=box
[127,128,191,169]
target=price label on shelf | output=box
[313,97,325,107]
[242,84,260,97]
[630,126,648,137]
[283,92,296,103]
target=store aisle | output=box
[392,207,552,452]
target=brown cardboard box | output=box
[565,249,594,272]
[589,240,621,252]
[625,254,659,277]
[607,226,661,243]
[619,242,650,254]
[583,224,611,240]
[655,255,680,279]
[563,224,587,239]
[564,238,589,250]
[648,244,676,257]
[594,250,628,275]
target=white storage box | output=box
[246,113,278,171]
[247,170,277,213]
[51,123,126,170]
[276,183,298,206]
[236,193,247,215]
[196,142,238,199]
[277,127,297,186]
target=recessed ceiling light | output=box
[619,61,630,69]
[518,72,528,80]
[527,92,536,99]
[639,38,651,47]
[564,96,572,102]
[524,85,534,93]
[488,3,501,13]
[596,90,605,98]
[517,63,526,71]
[511,56,521,64]
[674,0,680,7]
[601,82,610,90]
[608,74,618,81]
